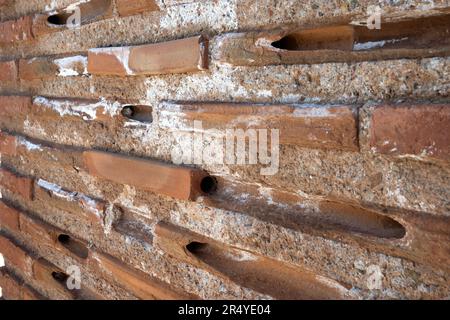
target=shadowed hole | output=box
[200,176,218,195]
[52,271,68,283]
[57,234,89,259]
[121,105,153,123]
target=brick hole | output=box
[57,234,89,259]
[185,241,207,254]
[51,271,68,284]
[121,105,153,123]
[200,176,218,195]
[47,0,112,27]
[47,13,72,26]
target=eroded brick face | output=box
[369,104,450,161]
[0,61,18,82]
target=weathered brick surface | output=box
[0,168,34,200]
[0,132,17,156]
[0,61,18,82]
[90,251,196,300]
[88,35,208,76]
[19,56,88,80]
[0,270,23,300]
[160,102,359,151]
[0,201,20,233]
[0,96,32,118]
[0,235,34,276]
[0,16,33,43]
[83,150,210,200]
[117,0,159,16]
[369,104,450,161]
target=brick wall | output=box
[0,0,449,300]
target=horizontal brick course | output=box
[0,96,32,118]
[19,56,88,80]
[0,132,17,156]
[88,35,208,76]
[369,104,450,162]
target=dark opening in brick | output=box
[51,271,69,283]
[121,105,153,123]
[200,176,218,195]
[57,234,89,259]
[47,0,112,27]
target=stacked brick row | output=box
[1,0,449,299]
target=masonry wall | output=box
[0,0,449,300]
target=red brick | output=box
[0,132,17,156]
[19,58,59,80]
[0,270,22,300]
[0,16,33,43]
[90,251,196,299]
[18,214,58,248]
[217,15,450,66]
[83,150,211,200]
[116,0,159,17]
[0,168,34,200]
[19,55,88,80]
[0,201,20,233]
[32,258,73,298]
[0,96,32,118]
[161,102,359,151]
[0,235,33,276]
[88,35,208,76]
[0,61,18,82]
[369,104,450,161]
[32,0,113,37]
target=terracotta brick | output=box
[160,102,359,151]
[19,57,59,80]
[0,96,32,118]
[0,235,33,276]
[0,132,17,156]
[19,55,88,80]
[18,214,58,249]
[369,104,450,161]
[0,168,34,200]
[216,14,450,66]
[88,35,208,76]
[32,258,73,298]
[0,270,22,300]
[0,201,20,233]
[0,16,33,43]
[0,61,18,82]
[32,0,113,37]
[83,150,211,200]
[116,0,159,17]
[90,251,196,299]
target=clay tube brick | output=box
[369,104,450,162]
[32,258,75,299]
[160,102,359,151]
[216,14,450,66]
[0,168,34,200]
[87,35,209,76]
[90,251,197,299]
[32,0,113,37]
[82,151,211,200]
[0,61,18,82]
[116,0,159,17]
[0,16,33,43]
